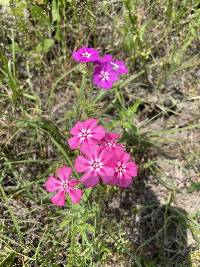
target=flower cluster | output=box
[72,47,128,90]
[44,119,137,206]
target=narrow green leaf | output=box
[52,0,60,22]
[166,0,173,22]
[0,252,16,267]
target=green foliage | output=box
[52,0,61,23]
[188,182,200,193]
[0,33,21,102]
[122,0,151,62]
[60,205,97,266]
[165,0,174,22]
[118,99,141,130]
[30,5,50,26]
[0,252,16,267]
[35,38,55,53]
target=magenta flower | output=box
[72,47,99,63]
[74,144,114,188]
[93,63,119,90]
[68,118,106,150]
[99,132,125,153]
[110,151,137,188]
[45,166,83,206]
[110,59,128,75]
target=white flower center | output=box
[115,162,126,176]
[111,62,119,70]
[89,158,104,172]
[62,181,69,190]
[106,141,115,148]
[82,52,91,58]
[79,128,92,142]
[99,71,109,81]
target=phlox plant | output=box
[44,47,137,206]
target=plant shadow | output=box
[104,177,191,267]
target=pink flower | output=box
[45,166,83,206]
[72,47,99,63]
[74,144,114,188]
[99,132,125,153]
[93,63,119,90]
[68,118,106,150]
[110,151,137,188]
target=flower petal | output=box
[99,167,114,184]
[118,61,128,75]
[118,174,133,188]
[45,176,61,192]
[95,79,113,90]
[99,166,114,184]
[80,143,100,159]
[109,176,118,186]
[68,136,80,149]
[100,150,115,166]
[72,51,80,62]
[80,171,99,188]
[69,179,81,187]
[126,162,138,177]
[83,118,98,129]
[68,189,83,204]
[92,125,106,140]
[70,121,83,135]
[74,155,89,173]
[56,166,72,181]
[107,132,120,140]
[51,190,65,206]
[120,152,130,163]
[96,54,113,64]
